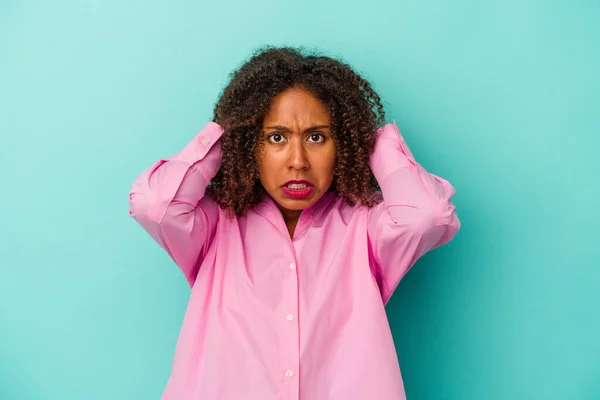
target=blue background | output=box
[1,0,599,399]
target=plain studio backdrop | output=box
[0,1,598,399]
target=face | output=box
[258,87,336,220]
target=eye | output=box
[308,133,325,143]
[268,134,285,144]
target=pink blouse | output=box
[129,121,460,400]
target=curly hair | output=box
[207,46,386,217]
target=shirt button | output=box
[285,370,293,378]
[201,138,210,145]
[290,262,296,269]
[286,314,294,321]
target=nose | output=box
[287,140,309,171]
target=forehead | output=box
[263,87,330,126]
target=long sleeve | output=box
[128,122,224,286]
[367,121,460,303]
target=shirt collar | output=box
[252,191,337,237]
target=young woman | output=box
[129,46,460,400]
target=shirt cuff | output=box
[146,122,223,223]
[171,122,224,165]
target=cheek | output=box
[256,150,278,185]
[318,146,337,181]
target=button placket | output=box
[280,256,300,398]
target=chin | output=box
[278,197,314,210]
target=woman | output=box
[129,47,460,400]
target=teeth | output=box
[287,184,308,190]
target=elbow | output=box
[410,207,443,238]
[407,207,460,250]
[128,179,161,225]
[128,189,149,221]
[128,170,168,225]
[432,204,460,247]
[128,167,154,221]
[433,202,458,228]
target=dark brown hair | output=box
[208,46,385,217]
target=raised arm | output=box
[367,122,460,303]
[128,122,224,286]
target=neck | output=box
[279,207,302,238]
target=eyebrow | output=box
[263,125,330,133]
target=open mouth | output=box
[282,181,314,199]
[285,183,310,190]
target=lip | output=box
[281,180,314,199]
